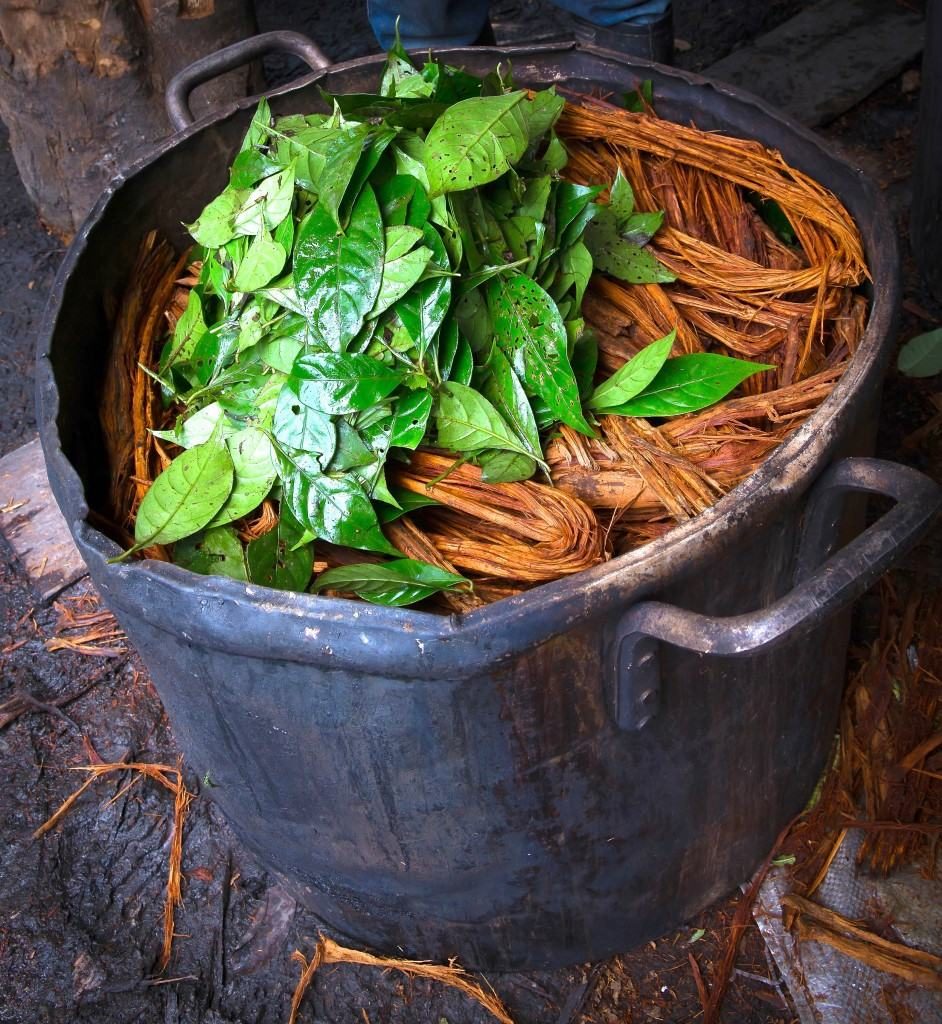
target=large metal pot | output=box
[37,34,940,970]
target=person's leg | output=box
[367,0,491,50]
[552,0,673,63]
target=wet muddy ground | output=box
[1,6,939,1022]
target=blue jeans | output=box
[368,0,671,49]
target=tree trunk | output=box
[0,0,259,239]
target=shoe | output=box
[572,9,673,65]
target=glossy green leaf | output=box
[897,328,942,378]
[480,345,541,456]
[621,210,664,247]
[208,427,278,526]
[293,352,406,414]
[282,471,398,555]
[245,507,314,591]
[130,434,234,551]
[424,91,530,195]
[378,173,432,228]
[272,379,336,468]
[390,389,433,449]
[436,382,534,457]
[233,164,296,236]
[188,188,247,248]
[478,449,536,482]
[372,230,433,316]
[232,229,286,292]
[174,525,248,581]
[590,330,676,411]
[376,488,441,523]
[166,289,207,367]
[488,275,593,434]
[294,183,384,351]
[525,88,565,144]
[611,353,772,417]
[584,214,676,284]
[608,168,635,226]
[311,558,467,606]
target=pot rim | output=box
[36,41,899,669]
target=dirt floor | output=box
[1,6,940,1023]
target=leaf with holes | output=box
[174,525,248,581]
[390,389,434,449]
[424,91,530,195]
[488,275,592,434]
[272,379,337,469]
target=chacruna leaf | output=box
[311,558,469,606]
[590,330,676,411]
[424,91,530,195]
[122,432,234,556]
[897,328,942,378]
[294,183,384,351]
[610,353,772,417]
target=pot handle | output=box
[165,31,330,132]
[612,457,941,729]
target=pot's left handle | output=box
[611,458,941,730]
[166,31,331,132]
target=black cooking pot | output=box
[37,33,941,970]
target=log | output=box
[0,0,258,239]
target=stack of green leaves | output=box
[120,44,769,606]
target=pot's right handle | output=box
[166,31,330,132]
[612,458,941,730]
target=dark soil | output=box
[1,7,939,1024]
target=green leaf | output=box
[245,507,314,591]
[481,345,541,456]
[294,183,384,351]
[556,182,604,249]
[621,210,664,247]
[395,227,452,356]
[311,558,467,607]
[478,449,536,482]
[232,228,286,292]
[554,240,594,308]
[424,91,530,195]
[240,98,272,152]
[608,168,635,226]
[623,80,653,113]
[897,328,942,378]
[233,164,296,236]
[230,149,282,190]
[372,226,433,316]
[272,379,336,468]
[572,332,599,401]
[283,471,398,555]
[130,434,234,551]
[390,389,433,449]
[448,335,475,385]
[378,173,432,228]
[525,88,565,144]
[166,289,207,368]
[151,401,233,450]
[293,352,407,414]
[584,215,675,283]
[436,381,535,458]
[174,525,248,581]
[377,488,441,523]
[208,427,277,526]
[188,188,247,248]
[611,353,772,417]
[590,330,676,411]
[488,275,593,434]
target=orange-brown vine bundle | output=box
[101,95,868,607]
